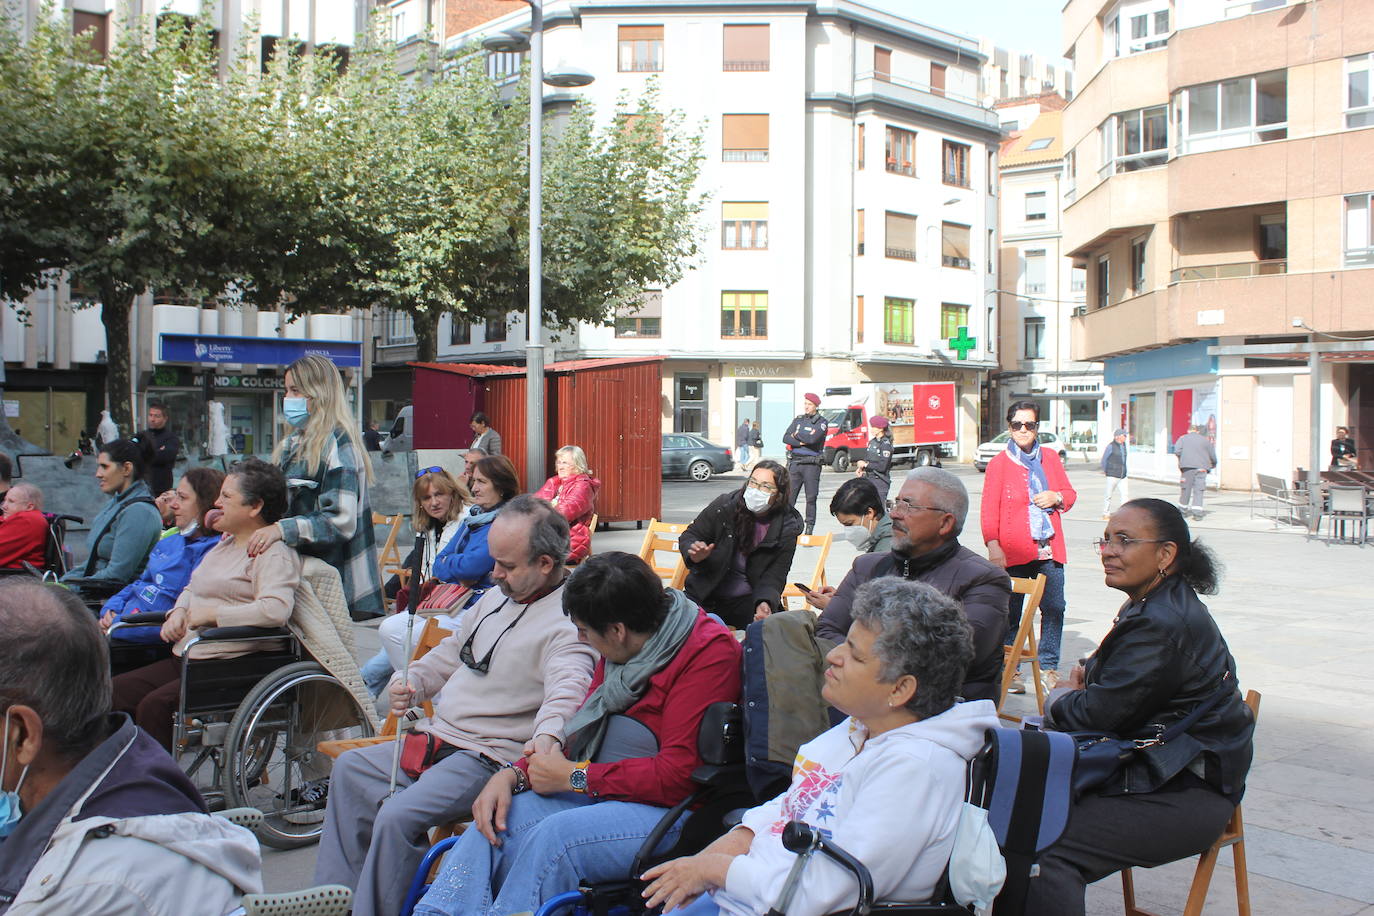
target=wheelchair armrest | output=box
[691,763,747,788]
[627,788,702,879]
[196,626,293,641]
[118,612,168,626]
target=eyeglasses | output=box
[458,599,531,674]
[1093,535,1167,554]
[1009,421,1039,432]
[415,466,444,479]
[886,498,948,515]
[745,479,779,494]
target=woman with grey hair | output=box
[643,578,999,916]
[533,445,601,563]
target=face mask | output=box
[742,487,772,514]
[179,519,199,537]
[0,708,30,840]
[842,524,872,547]
[283,397,310,429]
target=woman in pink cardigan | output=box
[534,445,600,563]
[980,400,1076,694]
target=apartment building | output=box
[1,0,366,458]
[439,0,1002,460]
[994,107,1102,451]
[1062,0,1374,487]
[978,40,1075,107]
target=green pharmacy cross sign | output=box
[948,326,977,360]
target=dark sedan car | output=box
[662,433,734,481]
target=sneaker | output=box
[1041,670,1060,693]
[1008,673,1026,694]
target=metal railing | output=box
[1170,259,1287,282]
[886,247,917,261]
[723,60,768,71]
[723,149,768,162]
[884,160,916,177]
[942,255,972,269]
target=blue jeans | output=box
[360,649,393,697]
[1004,559,1066,671]
[737,444,751,465]
[413,791,685,916]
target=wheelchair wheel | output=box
[223,661,374,849]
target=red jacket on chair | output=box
[980,446,1077,567]
[534,473,600,562]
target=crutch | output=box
[388,531,428,796]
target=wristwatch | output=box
[569,760,591,793]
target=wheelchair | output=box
[0,511,82,579]
[109,612,376,849]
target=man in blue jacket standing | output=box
[783,393,828,535]
[1100,428,1129,520]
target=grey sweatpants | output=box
[313,739,496,916]
[1023,779,1235,916]
[1180,468,1208,510]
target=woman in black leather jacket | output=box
[678,459,804,628]
[1027,498,1255,916]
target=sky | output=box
[865,0,1068,63]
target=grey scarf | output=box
[563,589,699,762]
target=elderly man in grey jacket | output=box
[1173,425,1217,520]
[0,579,260,916]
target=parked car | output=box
[661,434,733,482]
[974,431,1068,472]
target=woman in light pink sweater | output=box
[111,458,302,750]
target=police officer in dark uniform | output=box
[854,415,895,498]
[783,392,828,534]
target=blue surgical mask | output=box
[283,397,310,429]
[0,708,30,840]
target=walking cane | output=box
[388,531,428,796]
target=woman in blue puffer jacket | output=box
[99,467,225,644]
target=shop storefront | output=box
[1105,340,1220,483]
[2,366,105,456]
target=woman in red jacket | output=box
[980,400,1076,694]
[534,445,600,563]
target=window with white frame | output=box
[1347,54,1374,129]
[1099,106,1167,176]
[382,309,415,345]
[1024,191,1047,221]
[722,202,768,250]
[1070,266,1087,292]
[1130,236,1148,295]
[1024,249,1047,293]
[1103,0,1169,59]
[1096,256,1111,309]
[1178,70,1287,154]
[1345,193,1374,266]
[1064,148,1077,200]
[1024,317,1046,359]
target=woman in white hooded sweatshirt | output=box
[644,577,999,916]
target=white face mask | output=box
[842,523,872,547]
[742,487,772,514]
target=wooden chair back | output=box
[781,533,834,610]
[374,512,405,610]
[638,518,689,589]
[996,573,1048,723]
[1121,691,1260,916]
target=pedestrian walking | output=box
[751,421,763,454]
[736,418,753,469]
[782,393,828,535]
[1173,424,1216,520]
[1100,428,1129,519]
[854,415,895,498]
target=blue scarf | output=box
[1005,440,1055,541]
[461,502,503,531]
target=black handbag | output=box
[1072,672,1234,797]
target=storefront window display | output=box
[145,370,282,462]
[1129,392,1157,453]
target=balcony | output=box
[846,73,1000,136]
[942,255,972,269]
[723,60,768,72]
[886,247,917,261]
[1170,259,1287,282]
[1072,291,1168,361]
[885,159,916,177]
[1167,134,1372,216]
[723,149,768,162]
[1063,165,1168,258]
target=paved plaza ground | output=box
[260,460,1374,914]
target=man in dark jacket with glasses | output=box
[315,496,597,916]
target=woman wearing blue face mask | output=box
[244,354,383,619]
[678,460,804,629]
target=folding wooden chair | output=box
[1121,691,1260,916]
[781,533,833,610]
[637,518,689,589]
[996,573,1048,724]
[568,514,599,569]
[373,512,405,610]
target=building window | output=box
[942,140,970,187]
[722,113,769,161]
[1064,148,1077,199]
[723,24,769,71]
[987,229,995,273]
[721,291,768,338]
[450,318,471,346]
[1096,256,1111,309]
[930,62,946,96]
[856,209,865,255]
[874,46,891,81]
[1344,193,1374,266]
[484,316,508,342]
[940,303,969,339]
[885,212,917,261]
[1071,267,1087,292]
[722,202,768,249]
[382,309,415,346]
[1347,53,1374,128]
[485,50,526,82]
[1127,7,1169,52]
[883,297,914,345]
[615,289,663,337]
[1130,236,1147,294]
[885,126,916,176]
[1024,249,1046,293]
[618,25,663,72]
[1024,317,1046,359]
[1178,70,1287,154]
[1024,191,1047,221]
[941,222,971,269]
[1104,1,1169,59]
[857,123,865,170]
[1099,105,1167,176]
[1259,213,1287,262]
[856,295,865,344]
[72,10,110,58]
[988,149,997,194]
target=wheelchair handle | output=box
[778,821,874,916]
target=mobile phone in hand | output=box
[792,582,812,594]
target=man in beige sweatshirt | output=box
[315,497,597,916]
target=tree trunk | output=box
[414,309,440,363]
[101,287,136,437]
